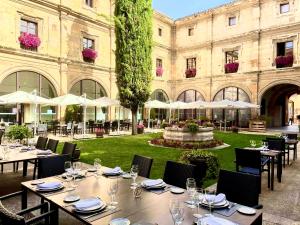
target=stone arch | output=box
[175,87,208,102]
[151,89,170,102]
[212,83,253,102]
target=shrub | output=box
[7,125,32,140]
[180,150,220,179]
[186,122,199,134]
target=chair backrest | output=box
[37,154,71,179]
[235,148,261,171]
[35,136,48,150]
[46,139,59,153]
[77,122,83,129]
[131,155,153,178]
[0,201,25,225]
[286,133,297,140]
[266,138,285,152]
[0,130,4,145]
[217,169,260,207]
[163,161,196,189]
[61,142,77,156]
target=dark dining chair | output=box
[46,139,59,153]
[0,191,54,225]
[61,142,77,158]
[163,161,196,189]
[235,148,270,191]
[131,155,153,178]
[37,154,71,179]
[35,136,48,150]
[217,169,262,209]
[72,148,81,162]
[266,137,286,167]
[285,133,298,161]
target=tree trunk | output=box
[131,108,138,135]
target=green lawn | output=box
[58,131,271,185]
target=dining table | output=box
[21,168,263,225]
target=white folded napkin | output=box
[198,215,237,225]
[142,179,164,187]
[74,197,102,210]
[37,181,61,189]
[103,167,122,175]
[205,193,226,204]
[36,150,52,155]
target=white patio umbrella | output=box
[144,100,170,128]
[169,101,189,121]
[0,90,52,135]
[50,94,98,136]
[95,97,121,133]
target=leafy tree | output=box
[115,0,153,134]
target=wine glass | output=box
[130,164,139,188]
[204,189,216,215]
[107,180,119,209]
[3,146,10,160]
[64,161,73,191]
[169,199,184,225]
[250,140,256,148]
[186,178,196,208]
[73,162,81,174]
[94,158,101,177]
[194,188,204,214]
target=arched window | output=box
[213,87,251,127]
[70,79,107,121]
[177,89,205,120]
[0,71,57,123]
[150,89,169,120]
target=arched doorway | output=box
[69,79,107,121]
[0,71,57,123]
[150,89,169,120]
[213,86,251,127]
[177,89,205,120]
[260,84,300,127]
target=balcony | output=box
[275,55,293,68]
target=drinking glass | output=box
[250,140,256,148]
[194,188,204,214]
[107,180,119,208]
[3,146,10,160]
[94,158,101,177]
[186,178,196,208]
[64,161,74,191]
[73,162,81,174]
[169,199,184,225]
[130,165,139,188]
[204,189,216,215]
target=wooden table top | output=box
[21,171,262,225]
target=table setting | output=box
[35,181,64,192]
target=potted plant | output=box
[18,32,41,51]
[95,128,104,138]
[137,124,144,134]
[232,126,239,133]
[82,48,98,63]
[186,122,199,134]
[7,125,33,144]
[275,55,293,68]
[224,62,239,73]
[156,67,163,77]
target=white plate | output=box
[87,168,97,172]
[200,200,229,209]
[74,203,106,214]
[36,185,64,192]
[31,180,45,185]
[237,206,256,215]
[64,195,80,203]
[110,218,130,225]
[122,173,131,179]
[170,187,185,194]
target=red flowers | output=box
[185,68,196,78]
[225,62,239,73]
[18,32,41,49]
[82,48,98,60]
[156,67,163,77]
[275,55,293,68]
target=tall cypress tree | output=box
[115,0,153,135]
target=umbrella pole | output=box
[83,105,87,137]
[118,106,120,134]
[34,89,37,136]
[169,108,171,124]
[148,108,151,129]
[225,110,227,132]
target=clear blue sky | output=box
[152,0,233,19]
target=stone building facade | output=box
[0,0,299,126]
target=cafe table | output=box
[21,171,262,225]
[244,147,282,191]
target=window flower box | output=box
[185,68,196,78]
[156,67,163,77]
[82,48,98,63]
[18,32,41,51]
[225,62,239,73]
[275,55,293,68]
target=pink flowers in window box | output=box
[18,32,41,49]
[225,62,239,73]
[156,67,163,77]
[82,48,98,62]
[185,68,196,78]
[275,55,293,68]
